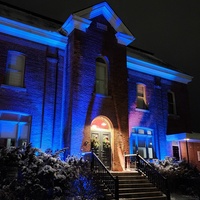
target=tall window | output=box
[130,127,154,159]
[168,91,176,115]
[6,51,25,87]
[136,83,148,109]
[95,57,108,95]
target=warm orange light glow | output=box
[91,117,110,130]
[101,122,107,126]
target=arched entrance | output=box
[91,116,112,169]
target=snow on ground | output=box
[171,193,198,200]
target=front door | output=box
[91,132,111,169]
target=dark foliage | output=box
[0,144,104,200]
[152,157,200,198]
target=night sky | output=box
[1,0,200,132]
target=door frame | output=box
[90,116,113,169]
[91,131,111,169]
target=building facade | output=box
[0,2,199,171]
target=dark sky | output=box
[1,0,200,132]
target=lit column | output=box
[184,138,190,164]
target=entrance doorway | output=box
[172,146,180,161]
[91,116,112,169]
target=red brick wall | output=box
[180,141,200,170]
[167,82,192,134]
[0,33,64,151]
[67,16,129,170]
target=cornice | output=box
[62,14,92,35]
[127,56,193,84]
[0,16,67,49]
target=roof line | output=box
[0,0,63,25]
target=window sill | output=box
[93,93,112,98]
[135,108,150,113]
[0,84,27,92]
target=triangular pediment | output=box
[61,2,135,46]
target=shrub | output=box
[0,144,103,200]
[152,157,200,198]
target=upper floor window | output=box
[168,91,176,115]
[136,83,148,110]
[95,57,108,95]
[5,51,25,87]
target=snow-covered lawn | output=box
[171,193,198,200]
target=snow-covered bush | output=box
[152,157,200,197]
[0,144,103,200]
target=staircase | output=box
[110,171,167,200]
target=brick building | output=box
[0,2,199,170]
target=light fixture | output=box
[101,122,107,126]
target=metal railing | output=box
[125,153,170,200]
[83,151,119,200]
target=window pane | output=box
[168,104,174,114]
[6,51,25,87]
[0,121,17,138]
[138,129,145,134]
[137,85,144,97]
[168,92,176,114]
[131,139,136,154]
[138,147,147,158]
[148,148,153,158]
[6,138,15,147]
[8,53,25,71]
[96,58,108,95]
[138,139,145,147]
[136,84,147,109]
[168,92,173,103]
[6,71,23,87]
[18,124,29,139]
[96,65,106,80]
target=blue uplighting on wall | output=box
[67,2,135,46]
[62,14,92,35]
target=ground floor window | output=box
[172,145,180,160]
[130,127,154,159]
[0,111,31,148]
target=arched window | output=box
[95,57,108,95]
[91,116,111,131]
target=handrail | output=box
[137,154,170,200]
[82,151,119,200]
[125,153,170,200]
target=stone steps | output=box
[110,171,167,200]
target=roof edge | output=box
[127,56,193,84]
[62,2,135,46]
[0,16,67,49]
